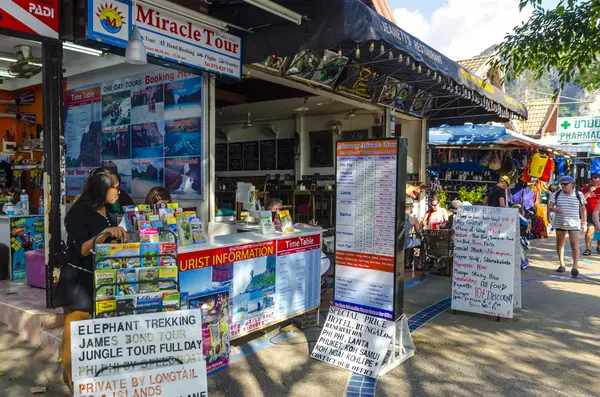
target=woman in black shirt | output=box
[55,167,126,389]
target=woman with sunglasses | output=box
[54,167,127,390]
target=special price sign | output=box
[70,310,204,380]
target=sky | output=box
[388,0,562,60]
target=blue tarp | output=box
[428,124,539,147]
[241,0,527,119]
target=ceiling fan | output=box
[242,112,278,138]
[7,45,42,78]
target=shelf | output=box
[440,179,496,183]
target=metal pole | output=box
[42,41,64,308]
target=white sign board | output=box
[87,0,242,78]
[71,310,204,380]
[451,206,520,318]
[74,363,207,397]
[310,307,393,378]
[558,116,600,143]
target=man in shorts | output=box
[580,173,600,255]
[548,176,587,277]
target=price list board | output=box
[451,206,520,319]
[334,139,403,321]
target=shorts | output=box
[588,213,595,225]
[554,228,579,232]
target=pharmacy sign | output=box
[558,116,600,143]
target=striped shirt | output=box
[551,190,586,230]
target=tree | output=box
[495,0,600,92]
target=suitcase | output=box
[26,249,46,289]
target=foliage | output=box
[458,186,486,204]
[437,190,449,210]
[495,0,600,93]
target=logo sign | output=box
[558,116,600,143]
[0,0,59,39]
[87,0,242,78]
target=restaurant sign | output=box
[87,0,242,78]
[558,116,600,143]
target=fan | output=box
[8,45,42,78]
[216,128,230,142]
[243,113,278,138]
[326,120,343,135]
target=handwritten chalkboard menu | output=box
[260,140,277,170]
[277,139,295,170]
[243,141,259,171]
[228,142,243,171]
[451,206,520,319]
[215,143,228,171]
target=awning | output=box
[229,0,527,122]
[428,124,569,156]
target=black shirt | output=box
[487,185,507,207]
[55,204,116,311]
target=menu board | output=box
[215,143,228,171]
[260,140,277,170]
[277,139,295,170]
[243,141,259,171]
[451,206,520,319]
[228,142,243,171]
[334,140,398,320]
[178,232,322,339]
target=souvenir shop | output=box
[427,123,570,243]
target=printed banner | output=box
[87,0,242,78]
[334,140,399,320]
[179,233,321,339]
[65,70,204,199]
[74,363,207,397]
[9,216,44,280]
[0,0,59,39]
[558,116,600,143]
[70,310,203,380]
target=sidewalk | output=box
[1,236,599,396]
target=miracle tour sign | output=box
[87,0,242,78]
[558,116,600,143]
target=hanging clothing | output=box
[554,157,568,176]
[539,158,555,182]
[510,185,535,211]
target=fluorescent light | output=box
[243,0,303,25]
[62,42,103,56]
[28,62,43,67]
[140,0,229,31]
[0,70,13,78]
[0,56,17,63]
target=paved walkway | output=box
[1,236,599,396]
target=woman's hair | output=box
[265,198,283,210]
[75,167,118,210]
[145,186,172,206]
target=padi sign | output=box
[558,116,600,143]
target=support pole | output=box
[42,41,64,308]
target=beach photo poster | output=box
[164,76,202,120]
[131,158,164,198]
[164,117,202,158]
[164,156,202,198]
[131,83,164,124]
[102,126,131,160]
[102,90,131,129]
[132,122,165,158]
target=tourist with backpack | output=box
[548,176,587,277]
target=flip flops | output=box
[583,249,592,256]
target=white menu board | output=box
[451,206,520,318]
[334,140,398,320]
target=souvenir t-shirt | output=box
[0,161,12,188]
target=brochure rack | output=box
[91,229,180,319]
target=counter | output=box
[177,229,323,344]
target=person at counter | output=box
[54,167,127,390]
[106,174,134,214]
[423,196,448,230]
[145,186,172,206]
[266,198,318,231]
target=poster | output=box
[9,216,45,280]
[311,307,393,378]
[188,291,230,373]
[451,206,520,318]
[178,232,321,339]
[70,310,204,380]
[74,363,207,397]
[334,140,399,320]
[66,70,204,199]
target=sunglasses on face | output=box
[593,176,600,179]
[560,183,570,186]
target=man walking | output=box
[580,173,600,255]
[548,176,587,277]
